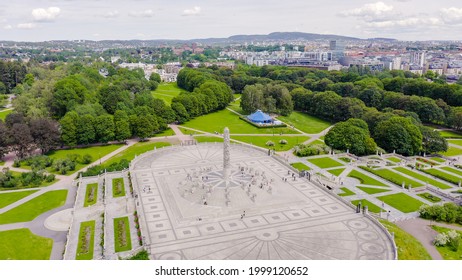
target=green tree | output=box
[29,118,60,154]
[420,126,448,154]
[325,119,377,155]
[51,76,88,118]
[94,114,115,143]
[374,117,422,155]
[59,112,79,147]
[77,114,96,145]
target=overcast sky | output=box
[0,0,461,41]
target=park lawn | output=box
[376,193,425,213]
[417,192,442,203]
[362,167,423,188]
[380,220,432,260]
[47,144,123,172]
[310,139,326,146]
[0,228,53,260]
[114,216,132,252]
[0,161,3,166]
[387,157,402,163]
[112,178,125,198]
[307,157,343,169]
[439,130,462,139]
[182,109,300,135]
[104,141,171,166]
[154,128,175,137]
[394,167,452,190]
[441,146,462,156]
[430,157,446,163]
[0,190,67,225]
[290,162,311,171]
[277,111,331,134]
[151,83,183,104]
[431,226,462,260]
[84,183,98,207]
[194,136,224,143]
[441,166,462,176]
[76,220,96,260]
[351,199,383,213]
[0,190,38,208]
[231,136,309,151]
[0,109,13,121]
[422,168,461,185]
[327,168,345,176]
[179,126,202,135]
[338,187,355,197]
[448,139,462,146]
[347,170,387,187]
[357,186,390,195]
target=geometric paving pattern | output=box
[130,144,395,260]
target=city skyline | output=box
[0,0,462,42]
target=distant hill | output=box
[227,32,361,42]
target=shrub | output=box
[434,233,448,247]
[53,158,76,175]
[279,139,288,145]
[266,141,275,147]
[447,230,460,252]
[13,160,20,168]
[81,154,93,164]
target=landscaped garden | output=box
[441,166,462,176]
[76,220,96,260]
[439,130,462,139]
[84,183,98,207]
[0,190,38,208]
[357,186,390,194]
[290,162,311,171]
[441,146,462,156]
[277,111,331,134]
[347,170,387,187]
[0,228,53,260]
[338,187,355,197]
[394,167,452,190]
[417,192,442,203]
[231,135,310,151]
[114,216,132,252]
[351,199,383,213]
[327,168,345,176]
[432,226,462,260]
[307,157,343,169]
[387,157,402,163]
[0,190,68,224]
[361,167,423,188]
[376,193,425,213]
[421,168,461,185]
[105,141,171,166]
[112,178,125,198]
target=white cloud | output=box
[32,7,61,22]
[102,10,119,18]
[441,7,462,24]
[17,23,37,29]
[3,24,12,30]
[129,10,154,18]
[182,6,201,16]
[341,2,396,22]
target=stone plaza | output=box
[130,136,396,260]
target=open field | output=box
[114,216,132,252]
[357,186,390,194]
[347,170,387,187]
[307,157,343,169]
[351,199,383,213]
[151,83,183,104]
[76,220,95,260]
[376,193,425,213]
[290,162,311,171]
[182,109,300,135]
[379,220,432,260]
[231,135,310,151]
[0,190,38,208]
[277,111,331,134]
[394,167,452,190]
[361,167,423,188]
[0,228,53,260]
[104,141,171,166]
[339,187,355,196]
[0,190,68,224]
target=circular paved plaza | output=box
[130,143,396,260]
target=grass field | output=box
[194,136,224,143]
[290,162,311,171]
[441,166,462,176]
[351,199,383,213]
[0,109,13,121]
[151,83,183,104]
[448,139,462,146]
[0,190,67,224]
[417,192,442,203]
[0,228,53,260]
[394,167,452,190]
[76,220,95,260]
[422,168,461,185]
[439,130,462,139]
[277,111,331,134]
[430,157,446,163]
[104,141,171,166]
[357,186,390,194]
[380,220,432,260]
[376,193,425,213]
[347,170,387,187]
[112,178,125,198]
[431,226,462,260]
[442,146,462,156]
[182,109,300,135]
[114,216,132,252]
[307,157,343,169]
[327,168,345,176]
[0,171,59,191]
[154,128,175,137]
[47,144,123,172]
[0,190,38,208]
[84,183,98,207]
[310,139,326,146]
[231,135,310,151]
[362,167,423,188]
[339,187,355,196]
[387,157,402,163]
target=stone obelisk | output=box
[223,127,231,183]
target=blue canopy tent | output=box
[247,110,273,124]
